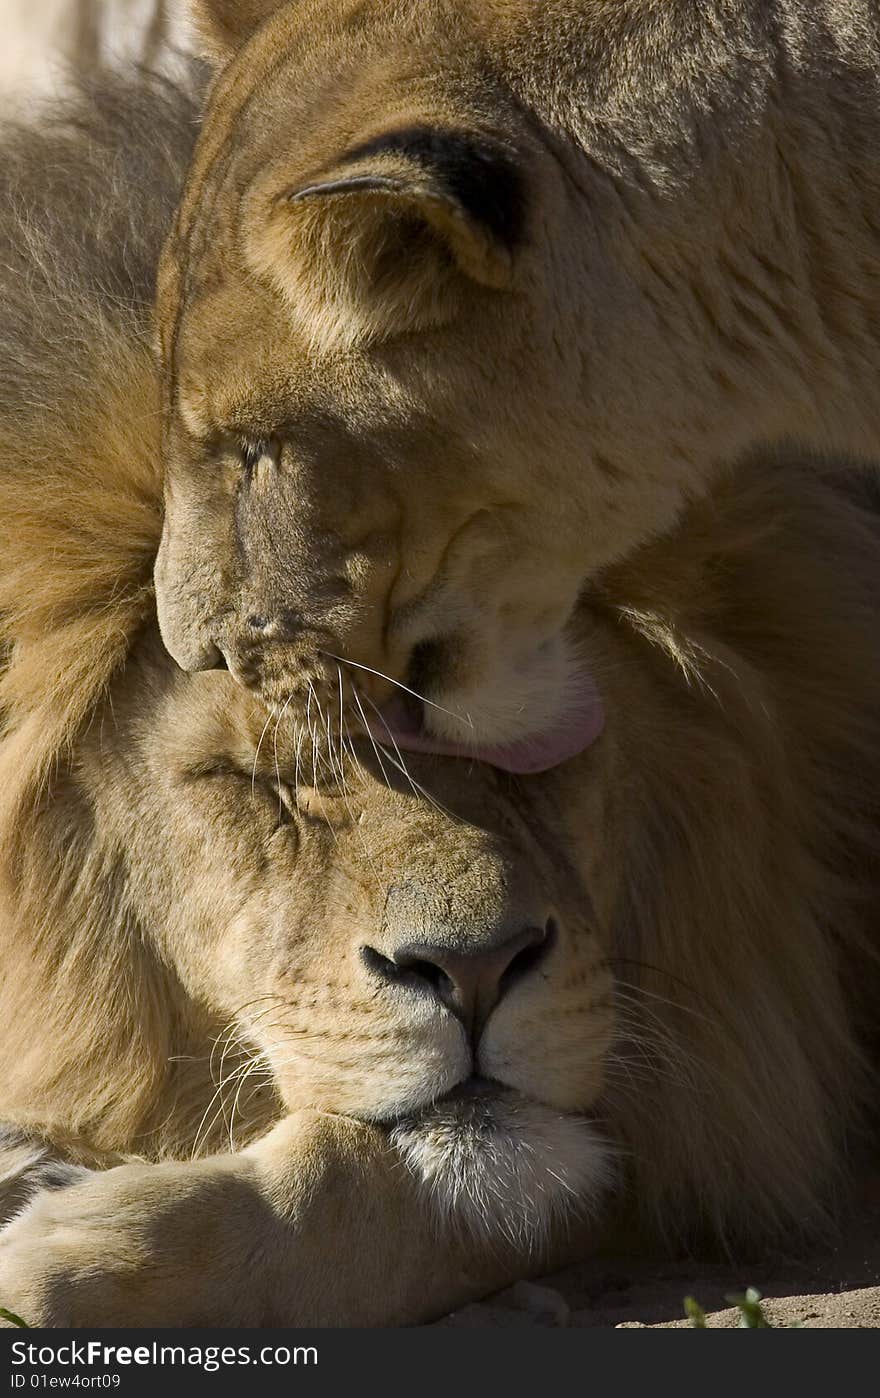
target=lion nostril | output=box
[406,958,454,996]
[498,920,554,993]
[360,944,455,999]
[360,945,398,984]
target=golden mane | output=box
[0,336,161,793]
[0,71,199,800]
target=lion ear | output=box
[246,126,528,349]
[187,0,285,65]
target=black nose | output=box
[361,922,553,1037]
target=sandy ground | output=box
[439,1173,880,1329]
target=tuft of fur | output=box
[391,1093,612,1252]
[0,1128,93,1225]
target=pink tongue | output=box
[368,670,605,775]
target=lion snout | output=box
[361,911,555,1043]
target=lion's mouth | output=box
[368,672,605,775]
[436,1073,500,1103]
[367,1074,513,1129]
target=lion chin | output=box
[389,1084,612,1251]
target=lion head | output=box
[155,0,824,772]
[112,635,616,1243]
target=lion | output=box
[0,66,879,1330]
[155,0,880,783]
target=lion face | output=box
[154,0,763,772]
[136,642,615,1235]
[154,326,607,773]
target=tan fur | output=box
[155,0,880,762]
[0,60,879,1330]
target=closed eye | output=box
[269,778,297,826]
[185,761,298,833]
[240,437,280,472]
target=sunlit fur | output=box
[0,68,879,1327]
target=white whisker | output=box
[322,651,473,729]
[360,691,458,822]
[251,703,277,799]
[352,685,394,792]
